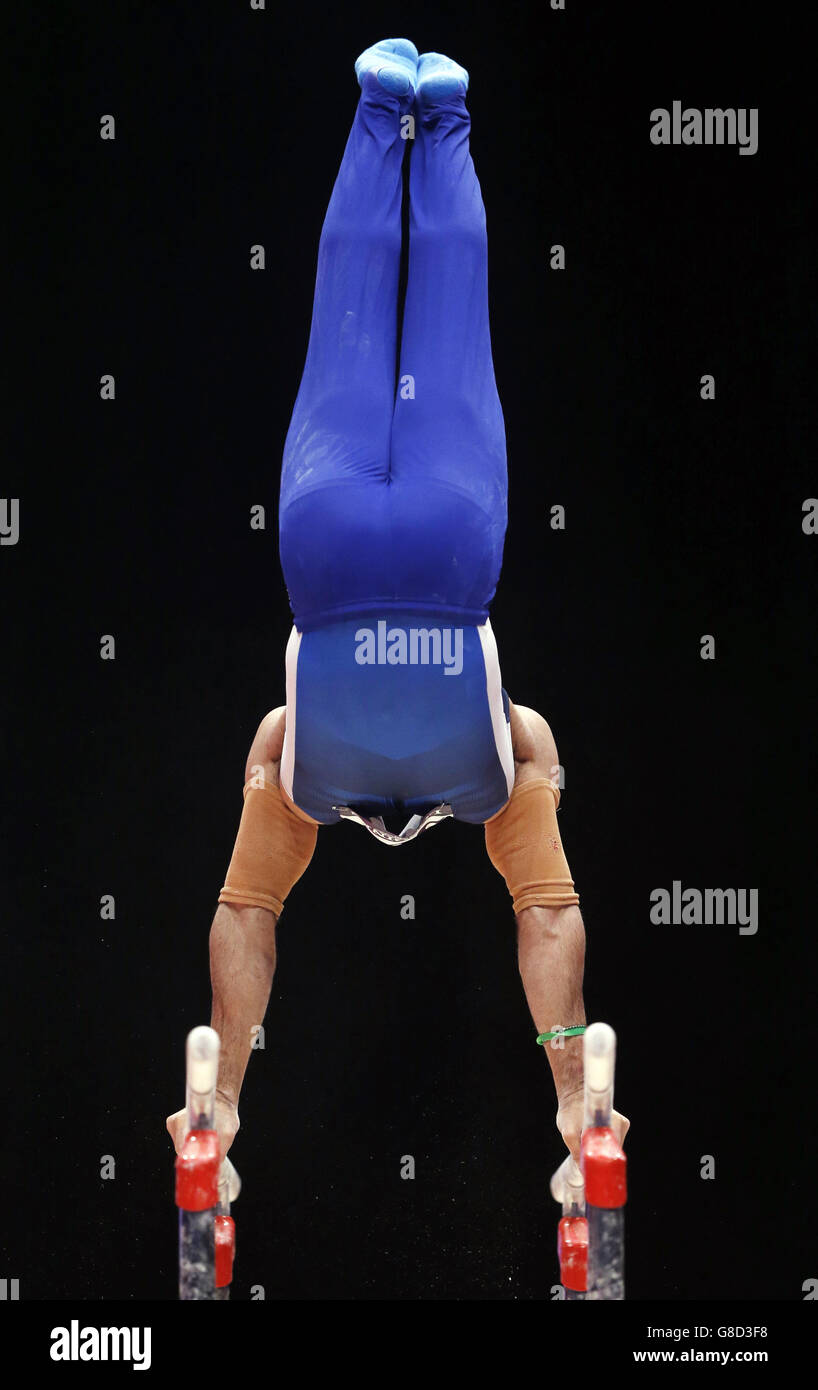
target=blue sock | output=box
[416,51,469,104]
[355,38,419,97]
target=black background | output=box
[4,0,815,1303]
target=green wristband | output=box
[536,1025,587,1045]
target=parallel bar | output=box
[176,1026,241,1300]
[549,1021,626,1301]
[582,1023,627,1300]
[185,1025,219,1134]
[551,1155,588,1299]
[214,1157,240,1298]
[179,1208,216,1301]
[587,1206,625,1301]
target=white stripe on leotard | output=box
[279,625,301,802]
[477,617,515,802]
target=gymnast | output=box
[167,38,628,1186]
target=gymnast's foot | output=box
[416,51,469,105]
[355,38,419,97]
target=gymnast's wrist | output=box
[547,1051,585,1101]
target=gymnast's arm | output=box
[167,707,319,1160]
[495,703,629,1165]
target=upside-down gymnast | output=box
[168,40,628,1186]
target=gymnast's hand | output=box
[556,1090,630,1170]
[165,1091,240,1164]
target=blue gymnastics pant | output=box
[278,73,514,827]
[279,72,508,629]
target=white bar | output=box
[185,1026,220,1131]
[219,1157,242,1210]
[550,1153,585,1214]
[584,1022,616,1128]
[187,1026,219,1091]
